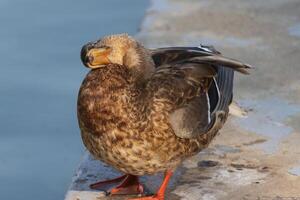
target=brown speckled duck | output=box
[77,34,251,200]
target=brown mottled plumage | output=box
[78,34,251,199]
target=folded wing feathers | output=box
[188,56,252,75]
[151,47,252,75]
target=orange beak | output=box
[81,45,112,69]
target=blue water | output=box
[0,0,149,199]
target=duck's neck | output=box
[124,46,156,81]
[84,64,146,102]
[101,64,148,90]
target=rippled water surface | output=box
[0,1,148,199]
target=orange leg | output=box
[90,174,144,196]
[128,170,173,200]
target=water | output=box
[0,0,149,199]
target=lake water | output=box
[0,0,149,199]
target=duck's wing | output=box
[150,46,252,74]
[147,46,251,139]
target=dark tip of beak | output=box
[87,55,94,63]
[80,43,94,67]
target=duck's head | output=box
[81,34,155,77]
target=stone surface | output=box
[66,0,300,199]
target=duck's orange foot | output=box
[109,183,144,195]
[128,195,163,200]
[90,174,144,196]
[109,174,144,195]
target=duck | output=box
[77,34,251,200]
